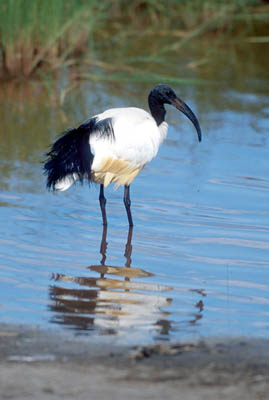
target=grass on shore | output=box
[0,0,268,81]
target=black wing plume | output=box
[43,117,115,190]
[43,119,95,190]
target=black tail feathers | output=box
[44,120,95,190]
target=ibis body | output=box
[44,84,202,226]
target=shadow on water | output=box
[49,227,204,338]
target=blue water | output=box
[0,75,268,344]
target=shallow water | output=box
[0,43,268,344]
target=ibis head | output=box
[148,84,202,142]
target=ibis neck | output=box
[148,96,166,126]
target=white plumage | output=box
[92,108,168,171]
[44,84,201,226]
[54,108,168,192]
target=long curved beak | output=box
[171,97,202,142]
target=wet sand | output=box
[0,324,268,400]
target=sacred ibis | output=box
[44,84,202,226]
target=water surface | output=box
[0,43,268,344]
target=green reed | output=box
[0,0,108,77]
[0,0,268,80]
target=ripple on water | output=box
[0,79,269,343]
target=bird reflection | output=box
[49,227,173,336]
[49,227,205,338]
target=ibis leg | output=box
[99,184,107,226]
[124,226,133,268]
[100,224,108,266]
[124,185,133,227]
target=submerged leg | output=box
[100,224,108,266]
[124,226,133,268]
[99,184,107,226]
[124,185,133,227]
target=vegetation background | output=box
[0,0,268,85]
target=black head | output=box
[149,84,178,104]
[148,83,202,142]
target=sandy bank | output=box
[0,324,268,400]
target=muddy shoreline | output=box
[0,324,268,399]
